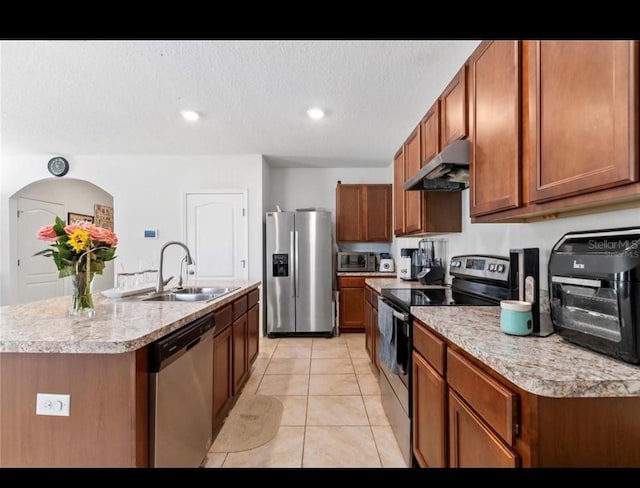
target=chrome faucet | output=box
[156,241,195,293]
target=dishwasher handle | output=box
[185,337,201,351]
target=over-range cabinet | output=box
[264,210,335,337]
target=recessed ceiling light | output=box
[181,110,200,122]
[307,108,325,120]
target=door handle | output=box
[240,259,246,268]
[290,231,296,298]
[294,231,299,297]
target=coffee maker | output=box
[416,239,447,285]
[399,248,420,281]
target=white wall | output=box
[396,190,640,288]
[1,154,264,305]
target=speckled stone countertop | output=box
[364,277,640,399]
[364,277,441,293]
[0,280,260,354]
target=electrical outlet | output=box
[36,393,70,416]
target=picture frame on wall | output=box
[68,212,94,225]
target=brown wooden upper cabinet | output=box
[440,66,468,147]
[469,40,522,217]
[393,147,406,235]
[404,125,423,234]
[525,40,638,203]
[336,183,392,242]
[469,40,639,223]
[421,101,440,166]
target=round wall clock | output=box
[47,157,69,177]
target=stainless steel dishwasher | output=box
[149,312,215,467]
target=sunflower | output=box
[67,228,90,252]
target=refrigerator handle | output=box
[295,231,300,297]
[290,231,296,298]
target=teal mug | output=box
[500,300,533,336]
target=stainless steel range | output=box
[377,254,513,467]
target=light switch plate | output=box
[36,393,70,416]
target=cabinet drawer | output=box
[338,277,366,288]
[447,349,517,445]
[413,320,446,376]
[214,304,233,335]
[248,288,260,308]
[232,295,248,320]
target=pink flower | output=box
[37,225,58,241]
[87,225,118,247]
[64,223,85,235]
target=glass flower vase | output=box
[70,272,95,317]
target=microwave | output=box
[337,252,377,272]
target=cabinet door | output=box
[336,184,364,242]
[440,66,468,147]
[448,390,518,468]
[339,286,366,330]
[213,325,233,431]
[372,305,378,370]
[413,351,447,468]
[421,102,440,166]
[364,185,392,242]
[469,40,522,217]
[247,303,259,366]
[232,313,248,394]
[393,147,405,236]
[526,40,638,203]
[404,126,423,234]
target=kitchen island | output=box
[0,280,260,467]
[365,277,640,467]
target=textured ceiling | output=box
[1,40,480,167]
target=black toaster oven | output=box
[548,226,640,364]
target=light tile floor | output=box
[203,332,409,468]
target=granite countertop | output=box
[0,280,260,354]
[363,277,640,399]
[363,277,441,293]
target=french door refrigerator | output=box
[265,209,334,337]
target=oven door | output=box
[377,298,412,466]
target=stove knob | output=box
[496,264,505,273]
[488,263,496,272]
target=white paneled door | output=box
[17,197,65,304]
[185,191,248,282]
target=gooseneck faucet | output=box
[156,241,195,293]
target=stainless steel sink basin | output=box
[143,292,216,302]
[174,286,240,296]
[142,286,240,303]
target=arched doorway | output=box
[9,178,114,304]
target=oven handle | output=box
[380,297,410,322]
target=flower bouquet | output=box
[35,216,118,316]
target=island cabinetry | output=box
[232,294,248,394]
[212,303,233,434]
[246,288,260,366]
[0,349,149,467]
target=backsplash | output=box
[392,190,640,286]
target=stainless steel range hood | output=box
[403,139,470,191]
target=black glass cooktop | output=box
[381,287,499,312]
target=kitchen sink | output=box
[143,292,216,302]
[142,286,240,303]
[173,286,240,295]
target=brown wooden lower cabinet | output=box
[338,276,366,332]
[411,317,640,468]
[448,390,519,468]
[212,323,233,433]
[232,313,248,395]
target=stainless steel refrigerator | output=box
[265,209,335,336]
